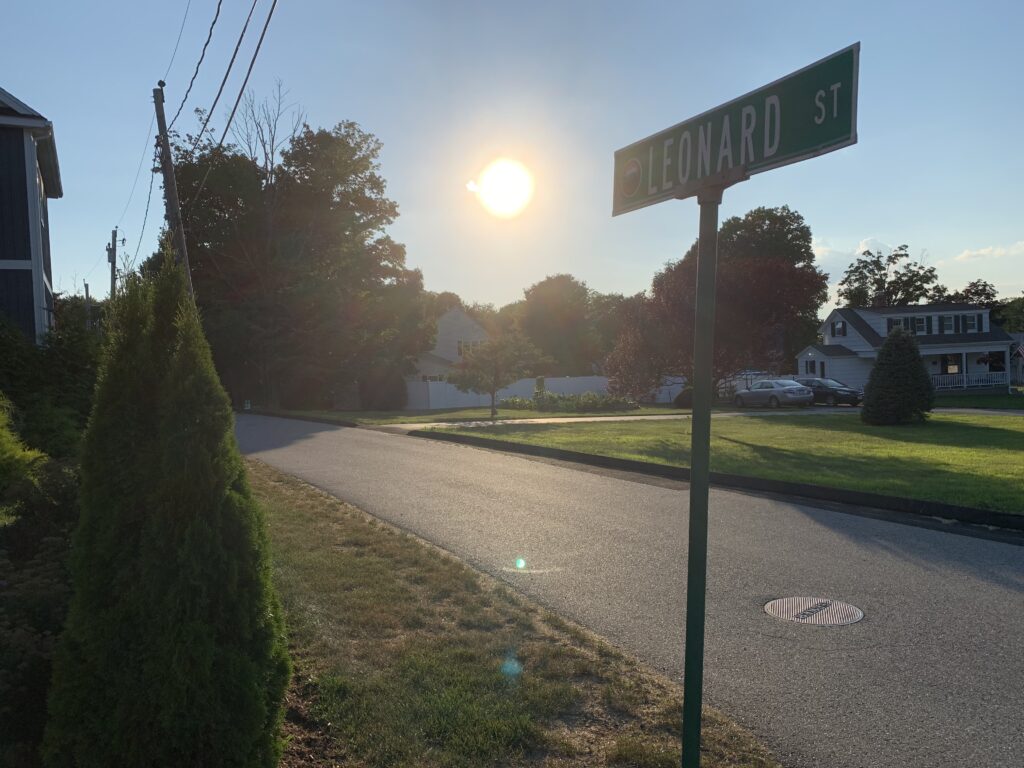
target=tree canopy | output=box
[607,205,829,391]
[836,245,941,307]
[447,333,543,417]
[167,98,432,409]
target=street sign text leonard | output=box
[613,43,859,215]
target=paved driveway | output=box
[237,414,1024,768]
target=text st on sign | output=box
[612,43,859,215]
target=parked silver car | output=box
[733,379,814,408]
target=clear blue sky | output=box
[4,1,1022,313]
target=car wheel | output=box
[826,394,837,406]
[734,395,744,408]
[768,396,780,408]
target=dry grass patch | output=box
[248,459,779,768]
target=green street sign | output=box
[612,43,859,215]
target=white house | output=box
[795,304,1014,393]
[409,307,491,382]
[0,86,62,343]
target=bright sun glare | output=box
[466,158,534,218]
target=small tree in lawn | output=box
[448,333,542,418]
[861,327,934,425]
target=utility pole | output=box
[84,282,91,330]
[105,228,117,298]
[152,80,194,296]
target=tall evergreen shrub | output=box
[44,260,289,766]
[861,327,934,425]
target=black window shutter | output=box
[841,322,847,337]
[938,316,945,334]
[926,316,933,334]
[830,321,836,337]
[954,315,961,333]
[977,313,984,332]
[887,318,895,332]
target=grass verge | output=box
[249,459,779,768]
[433,413,1024,514]
[263,404,690,425]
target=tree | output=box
[994,292,1024,332]
[447,333,543,417]
[44,259,289,766]
[945,279,999,307]
[861,327,934,425]
[168,91,432,410]
[519,274,600,375]
[837,245,940,306]
[607,206,829,391]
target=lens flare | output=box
[515,557,526,569]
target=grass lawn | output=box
[436,413,1024,514]
[934,391,1024,410]
[250,460,779,768]
[267,404,690,425]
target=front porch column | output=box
[961,351,966,384]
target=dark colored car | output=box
[794,377,862,406]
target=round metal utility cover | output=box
[764,597,864,626]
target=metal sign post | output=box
[612,44,859,768]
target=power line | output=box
[115,113,155,228]
[189,0,261,155]
[163,0,194,80]
[131,149,159,268]
[169,0,224,130]
[188,0,279,213]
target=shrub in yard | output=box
[44,260,290,767]
[861,327,934,425]
[526,391,639,413]
[498,395,533,410]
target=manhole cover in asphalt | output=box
[764,597,864,626]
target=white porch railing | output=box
[931,371,1008,390]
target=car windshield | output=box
[822,379,849,388]
[774,380,802,387]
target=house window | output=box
[939,316,953,333]
[457,339,484,357]
[963,315,977,333]
[804,360,816,374]
[914,317,927,334]
[830,320,846,337]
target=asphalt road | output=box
[236,413,1024,768]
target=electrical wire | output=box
[169,0,224,129]
[115,113,155,228]
[162,0,194,80]
[131,149,159,268]
[188,0,261,155]
[188,0,279,213]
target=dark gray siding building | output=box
[0,86,62,342]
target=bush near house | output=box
[500,391,639,413]
[44,261,289,767]
[861,327,934,425]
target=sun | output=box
[466,158,534,218]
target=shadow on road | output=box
[235,413,344,454]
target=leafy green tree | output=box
[169,95,432,410]
[519,274,600,375]
[609,206,828,388]
[861,327,934,425]
[945,279,999,307]
[837,245,941,306]
[44,260,289,766]
[448,333,543,417]
[994,292,1024,332]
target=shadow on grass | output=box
[739,413,1024,450]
